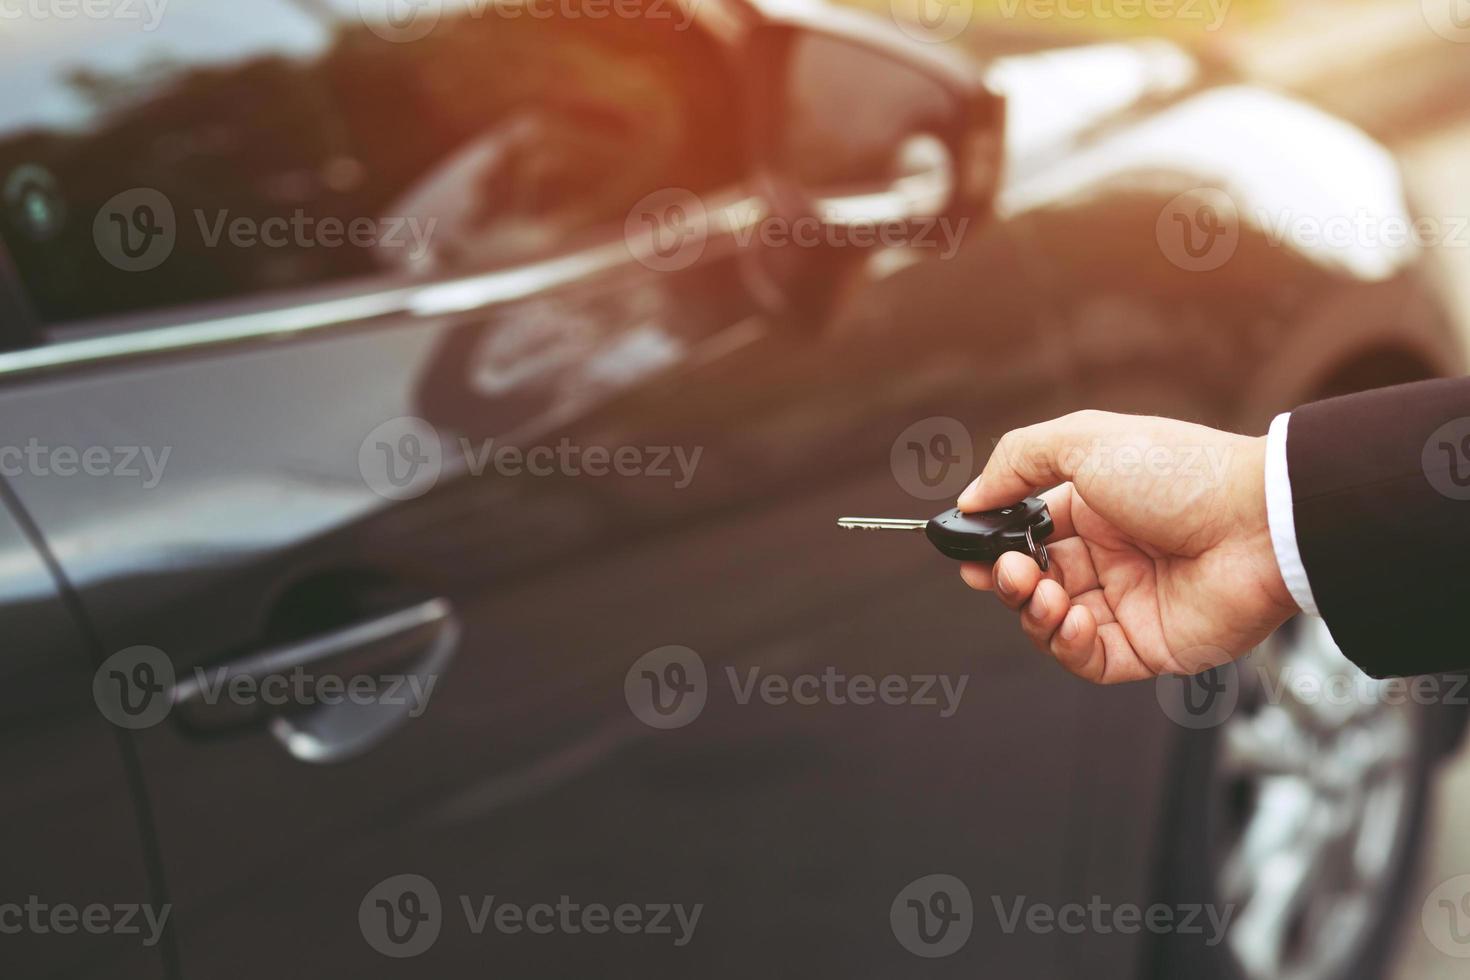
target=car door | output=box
[0,3,1142,979]
[0,492,168,979]
[0,2,767,976]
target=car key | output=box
[837,497,1054,570]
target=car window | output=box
[0,0,741,327]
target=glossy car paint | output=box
[0,496,165,979]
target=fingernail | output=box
[996,563,1015,596]
[1029,590,1049,621]
[1060,614,1079,641]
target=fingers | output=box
[1015,577,1114,682]
[1094,624,1158,685]
[1030,593,1153,685]
[958,561,995,591]
[958,549,1152,684]
[994,551,1044,609]
[957,412,1114,512]
[963,551,1045,609]
[1050,604,1100,677]
[962,556,1081,665]
[954,519,1130,682]
[1046,538,1098,595]
[959,535,1096,599]
[1037,484,1076,541]
[1043,611,1154,685]
[1020,578,1068,647]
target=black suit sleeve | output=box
[1286,377,1470,677]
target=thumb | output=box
[957,412,1105,511]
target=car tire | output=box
[1149,616,1439,980]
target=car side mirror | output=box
[742,12,1004,322]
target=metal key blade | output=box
[836,517,927,531]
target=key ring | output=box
[1025,523,1049,572]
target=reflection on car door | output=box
[0,199,1115,980]
[0,258,765,978]
[0,3,763,977]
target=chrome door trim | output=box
[0,193,764,383]
[170,597,456,708]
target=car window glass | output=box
[0,0,740,327]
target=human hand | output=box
[958,411,1298,683]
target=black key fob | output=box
[925,497,1053,568]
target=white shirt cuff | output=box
[1265,411,1319,616]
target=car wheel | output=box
[1152,616,1436,980]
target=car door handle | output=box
[171,596,460,763]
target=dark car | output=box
[0,0,1463,978]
